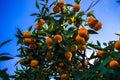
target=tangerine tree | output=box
[12,0,120,80]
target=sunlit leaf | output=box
[87,10,94,17]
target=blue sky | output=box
[0,0,120,75]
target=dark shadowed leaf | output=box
[89,51,96,60]
[0,53,11,56]
[74,0,81,4]
[0,56,13,61]
[36,0,40,9]
[49,1,56,8]
[88,29,98,34]
[66,4,73,6]
[0,69,9,80]
[0,39,12,48]
[99,56,112,68]
[17,28,23,36]
[30,13,40,16]
[28,25,33,31]
[103,42,107,46]
[97,40,101,47]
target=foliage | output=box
[11,0,120,80]
[0,39,13,80]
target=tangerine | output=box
[73,4,80,12]
[46,37,52,46]
[114,40,120,50]
[30,60,38,68]
[54,34,62,43]
[109,60,119,68]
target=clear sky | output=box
[0,0,120,75]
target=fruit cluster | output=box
[15,0,120,80]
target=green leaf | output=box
[65,4,73,7]
[89,51,96,60]
[28,25,33,31]
[0,56,13,61]
[17,28,23,36]
[76,11,84,17]
[68,27,76,32]
[88,29,98,34]
[49,1,56,8]
[74,0,81,4]
[88,43,102,50]
[87,10,94,17]
[36,0,40,9]
[30,13,40,16]
[0,39,12,48]
[48,23,54,32]
[99,56,112,68]
[97,40,101,47]
[100,67,108,75]
[0,53,11,56]
[103,42,107,46]
[74,71,81,80]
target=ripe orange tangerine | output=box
[65,51,72,59]
[60,73,67,80]
[97,50,104,57]
[73,4,80,12]
[75,35,85,43]
[53,6,61,13]
[23,31,31,38]
[109,60,119,68]
[87,17,97,28]
[45,37,52,46]
[57,1,65,8]
[93,21,102,31]
[114,40,120,50]
[30,60,38,68]
[54,34,62,43]
[23,38,32,44]
[78,27,88,37]
[35,24,42,30]
[38,18,45,25]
